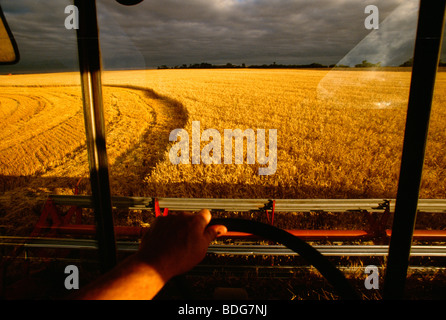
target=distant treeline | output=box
[399,58,446,67]
[157,59,446,70]
[158,62,333,69]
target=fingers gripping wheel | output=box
[209,218,361,300]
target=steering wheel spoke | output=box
[209,218,360,300]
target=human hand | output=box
[136,209,227,281]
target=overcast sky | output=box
[1,0,445,73]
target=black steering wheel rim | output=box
[209,218,360,300]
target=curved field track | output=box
[0,85,187,234]
[0,86,86,176]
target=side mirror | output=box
[0,5,19,64]
[116,0,144,5]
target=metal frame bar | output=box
[383,0,446,300]
[46,194,446,213]
[2,237,446,257]
[75,0,117,273]
[32,195,446,241]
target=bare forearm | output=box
[73,255,167,300]
[71,210,226,300]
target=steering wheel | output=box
[208,218,361,300]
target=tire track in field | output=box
[0,85,188,197]
[104,85,189,196]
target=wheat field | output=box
[0,68,445,234]
[103,68,446,199]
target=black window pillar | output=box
[384,0,446,300]
[75,0,117,273]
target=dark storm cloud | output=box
[337,1,420,67]
[98,0,408,68]
[1,0,443,73]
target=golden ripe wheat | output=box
[103,68,445,199]
[0,69,445,234]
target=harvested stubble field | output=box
[0,68,445,236]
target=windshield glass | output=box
[0,0,445,300]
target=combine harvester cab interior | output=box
[0,0,445,302]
